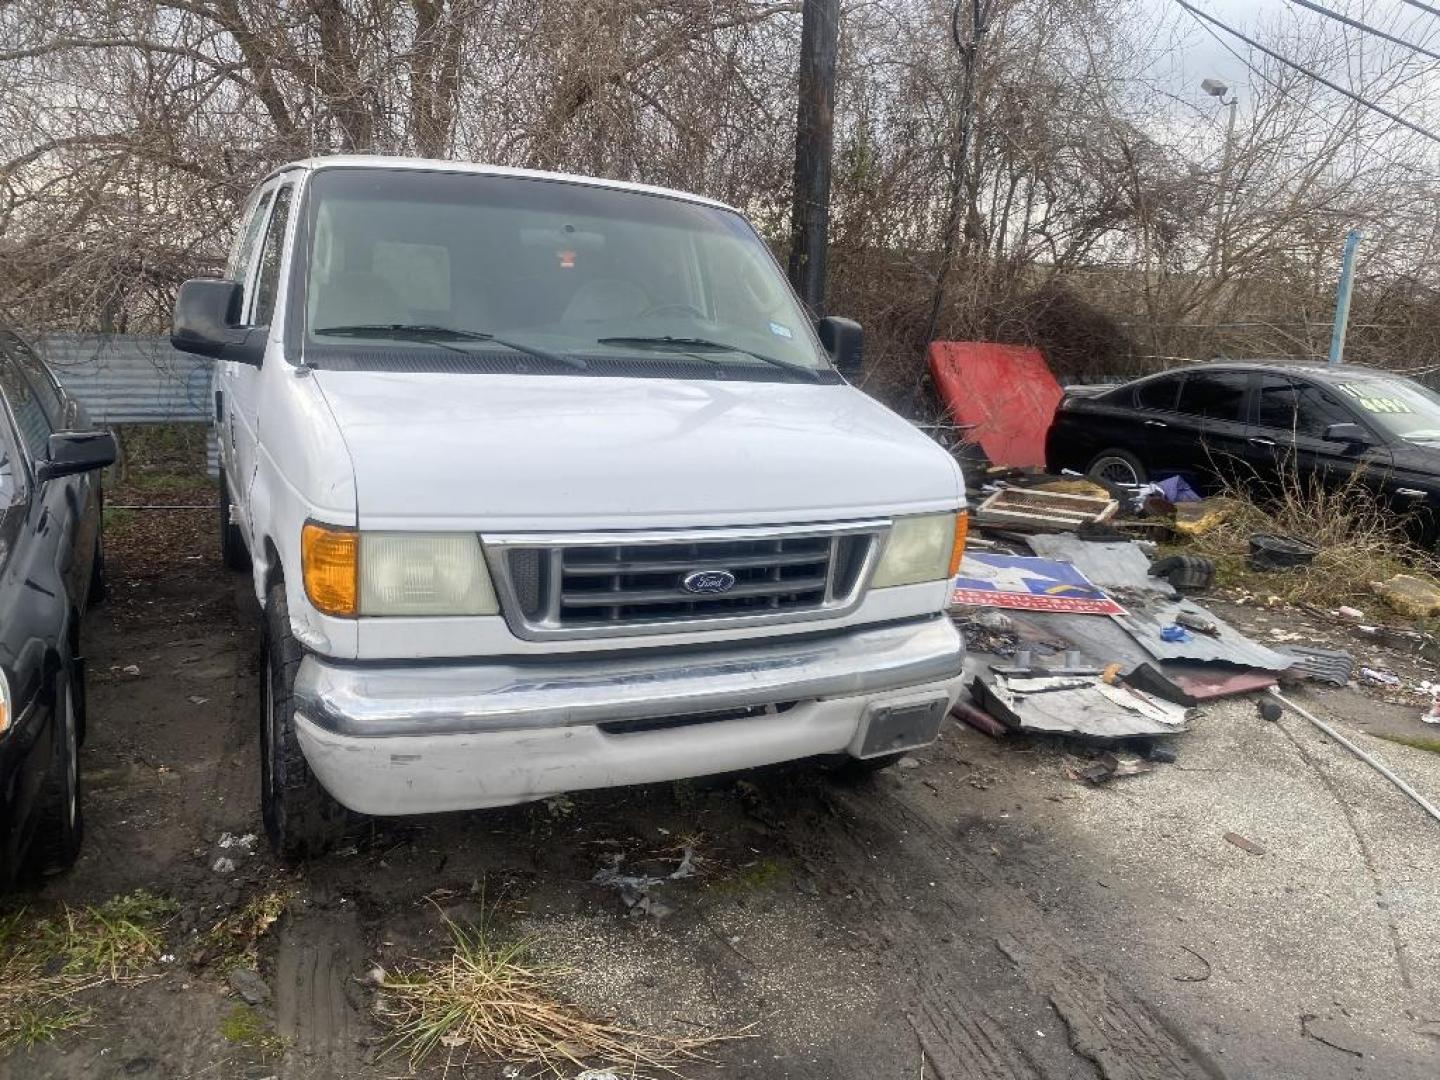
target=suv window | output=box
[0,330,64,429]
[0,356,53,463]
[251,185,294,326]
[1176,371,1249,422]
[1135,374,1182,411]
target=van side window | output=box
[251,185,294,327]
[229,190,274,297]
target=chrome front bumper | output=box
[290,617,965,815]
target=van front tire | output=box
[260,584,355,861]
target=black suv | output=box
[1045,361,1440,539]
[0,328,115,885]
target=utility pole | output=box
[923,0,986,347]
[787,0,841,315]
[1328,230,1361,364]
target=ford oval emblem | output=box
[682,569,737,595]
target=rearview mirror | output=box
[1323,422,1373,445]
[171,279,264,364]
[37,431,117,482]
[816,316,863,378]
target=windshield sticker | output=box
[1337,384,1414,414]
[768,321,794,339]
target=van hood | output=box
[312,371,964,530]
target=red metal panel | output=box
[927,341,1062,468]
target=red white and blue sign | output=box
[952,553,1127,616]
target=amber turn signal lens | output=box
[301,522,358,617]
[948,511,969,578]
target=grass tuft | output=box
[197,888,290,971]
[378,909,734,1076]
[0,890,176,1051]
[219,1003,287,1058]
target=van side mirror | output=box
[171,279,264,365]
[816,316,863,378]
[37,431,117,482]
[1323,421,1373,446]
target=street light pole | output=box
[1202,78,1237,277]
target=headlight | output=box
[871,512,968,589]
[301,524,499,617]
[0,668,10,735]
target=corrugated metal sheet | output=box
[32,333,218,477]
[1113,599,1296,671]
[32,334,212,423]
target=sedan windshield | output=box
[298,168,832,379]
[1334,377,1440,443]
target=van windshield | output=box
[298,168,834,380]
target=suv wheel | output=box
[1086,449,1147,488]
[219,473,251,571]
[30,667,84,874]
[260,583,355,860]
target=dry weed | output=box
[377,910,735,1077]
[1185,463,1440,606]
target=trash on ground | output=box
[1173,611,1219,636]
[1423,694,1440,725]
[1075,751,1152,784]
[951,699,1008,739]
[1161,665,1278,701]
[1148,553,1214,592]
[1360,666,1402,688]
[1160,624,1192,643]
[1224,831,1266,856]
[1025,534,1175,598]
[1376,573,1440,618]
[122,663,141,676]
[952,552,1127,615]
[971,672,1190,741]
[1337,606,1365,620]
[211,856,236,874]
[1171,497,1240,536]
[1280,645,1354,686]
[973,487,1118,532]
[1247,532,1319,571]
[591,847,698,919]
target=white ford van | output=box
[171,157,968,858]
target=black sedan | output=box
[0,328,115,885]
[1045,361,1440,537]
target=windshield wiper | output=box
[596,335,822,382]
[315,324,586,370]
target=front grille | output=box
[491,522,887,639]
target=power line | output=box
[1173,0,1440,144]
[1184,2,1438,180]
[1399,0,1440,20]
[1285,0,1440,63]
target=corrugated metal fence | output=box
[30,333,218,476]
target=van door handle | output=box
[1144,419,1167,428]
[1248,436,1276,447]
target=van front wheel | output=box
[260,584,355,861]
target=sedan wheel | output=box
[1086,450,1147,488]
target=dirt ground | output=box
[5,494,1440,1080]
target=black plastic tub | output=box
[1247,532,1319,571]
